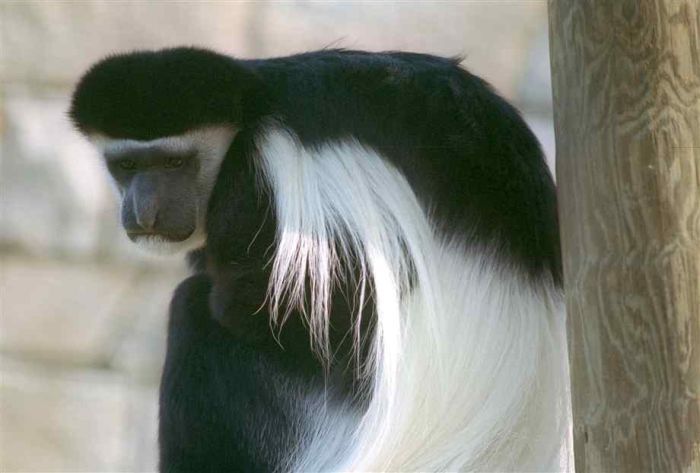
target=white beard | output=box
[131,228,206,256]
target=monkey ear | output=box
[70,47,261,140]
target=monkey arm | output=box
[160,273,318,473]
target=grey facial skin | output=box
[105,146,200,242]
[92,126,237,254]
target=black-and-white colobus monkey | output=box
[70,47,571,472]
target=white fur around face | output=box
[255,127,572,472]
[89,126,236,255]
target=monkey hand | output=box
[207,258,272,345]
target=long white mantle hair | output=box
[255,125,572,472]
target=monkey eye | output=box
[166,157,184,169]
[118,159,136,170]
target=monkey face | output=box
[109,148,199,245]
[93,126,236,254]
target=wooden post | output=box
[548,1,700,471]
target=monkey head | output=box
[69,48,258,254]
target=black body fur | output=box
[70,47,560,472]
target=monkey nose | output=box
[134,197,159,232]
[136,208,158,231]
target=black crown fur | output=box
[70,47,261,139]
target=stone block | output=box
[0,357,142,472]
[0,2,546,100]
[0,256,184,366]
[109,267,186,382]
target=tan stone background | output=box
[0,2,553,471]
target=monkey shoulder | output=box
[248,50,477,133]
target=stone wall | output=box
[0,2,553,471]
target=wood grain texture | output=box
[548,1,700,471]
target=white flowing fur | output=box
[257,126,572,472]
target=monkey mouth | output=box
[127,229,194,243]
[127,230,205,256]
